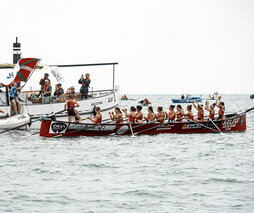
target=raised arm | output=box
[192,101,198,110]
[216,96,221,108]
[205,101,210,111]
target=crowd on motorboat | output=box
[4,72,92,116]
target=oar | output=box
[185,118,220,133]
[133,122,166,135]
[245,106,254,113]
[203,112,222,133]
[128,122,135,137]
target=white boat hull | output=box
[0,113,30,129]
[0,88,120,129]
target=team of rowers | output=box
[84,96,225,124]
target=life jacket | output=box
[43,84,50,92]
[83,78,90,87]
[67,99,75,109]
[96,114,102,124]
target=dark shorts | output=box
[218,115,223,120]
[10,97,15,102]
[67,108,76,116]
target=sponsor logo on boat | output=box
[91,101,103,106]
[156,124,174,131]
[108,97,113,102]
[222,117,240,130]
[182,124,201,129]
[50,122,68,133]
[69,124,116,131]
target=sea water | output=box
[0,94,254,213]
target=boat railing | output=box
[18,88,115,105]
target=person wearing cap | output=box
[78,73,91,99]
[54,83,64,97]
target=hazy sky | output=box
[1,0,254,94]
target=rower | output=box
[64,95,82,123]
[167,105,176,122]
[88,106,102,124]
[144,106,156,122]
[216,96,225,120]
[156,106,165,123]
[175,105,184,121]
[135,105,144,123]
[183,105,194,121]
[192,101,204,122]
[123,106,136,123]
[205,100,215,120]
[109,107,123,124]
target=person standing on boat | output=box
[123,106,136,123]
[144,106,156,122]
[183,105,194,121]
[205,101,215,120]
[9,83,23,115]
[79,73,91,99]
[109,107,123,123]
[64,95,82,123]
[40,80,52,103]
[216,96,225,120]
[192,101,204,121]
[167,105,176,122]
[38,73,50,93]
[88,106,102,124]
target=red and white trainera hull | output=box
[39,113,247,137]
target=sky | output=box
[0,0,254,94]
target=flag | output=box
[50,66,64,84]
[13,58,40,83]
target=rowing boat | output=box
[39,110,250,137]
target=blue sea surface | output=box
[0,94,254,213]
